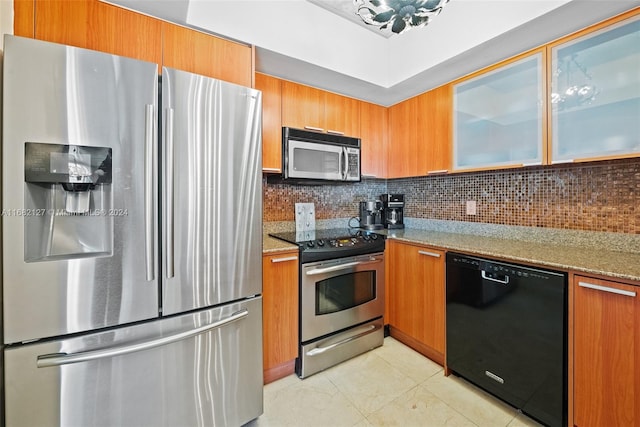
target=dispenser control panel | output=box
[25,142,112,186]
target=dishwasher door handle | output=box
[481,270,510,285]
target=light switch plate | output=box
[295,203,316,234]
[466,200,477,215]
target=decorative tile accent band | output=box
[263,158,640,234]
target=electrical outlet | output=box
[295,203,315,232]
[466,200,477,215]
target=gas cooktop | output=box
[269,228,385,263]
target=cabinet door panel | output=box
[550,13,640,163]
[34,0,162,67]
[573,276,639,426]
[360,102,388,178]
[417,86,452,175]
[162,22,252,87]
[263,252,299,373]
[389,242,445,353]
[255,73,283,172]
[14,0,35,37]
[388,97,419,178]
[453,51,544,171]
[281,81,325,131]
[325,92,360,137]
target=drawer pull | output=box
[262,167,281,173]
[304,126,324,132]
[578,281,636,298]
[326,129,345,135]
[271,256,298,263]
[426,169,448,175]
[418,250,441,258]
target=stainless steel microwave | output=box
[282,127,361,182]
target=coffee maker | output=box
[380,194,405,229]
[358,199,384,230]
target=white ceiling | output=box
[105,0,639,106]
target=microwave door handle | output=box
[342,147,348,180]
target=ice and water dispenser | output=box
[24,143,113,262]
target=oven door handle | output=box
[305,258,383,276]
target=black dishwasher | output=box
[446,252,567,427]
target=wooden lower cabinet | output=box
[573,275,640,426]
[388,240,445,364]
[262,250,299,384]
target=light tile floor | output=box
[249,337,543,427]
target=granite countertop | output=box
[262,235,298,254]
[262,219,640,283]
[384,228,640,283]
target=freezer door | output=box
[2,36,159,344]
[161,67,262,315]
[4,297,263,427]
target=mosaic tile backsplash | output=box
[263,158,640,234]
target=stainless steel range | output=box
[269,228,385,378]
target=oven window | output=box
[316,271,376,315]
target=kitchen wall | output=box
[264,157,640,234]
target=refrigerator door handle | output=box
[164,107,175,279]
[36,309,249,368]
[144,104,156,281]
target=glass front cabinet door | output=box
[549,13,640,163]
[453,50,545,171]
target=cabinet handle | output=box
[578,281,636,298]
[262,167,281,173]
[361,174,378,179]
[327,129,345,135]
[551,159,574,165]
[304,126,324,132]
[427,169,448,175]
[418,250,441,258]
[271,256,298,263]
[521,161,542,167]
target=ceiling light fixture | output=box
[551,53,599,110]
[354,0,450,35]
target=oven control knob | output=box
[363,234,370,241]
[329,239,337,247]
[370,233,378,240]
[306,241,315,248]
[317,239,325,246]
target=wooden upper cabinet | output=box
[255,73,283,172]
[281,80,325,131]
[34,0,162,68]
[14,0,35,37]
[548,10,640,164]
[281,80,361,137]
[417,85,452,175]
[325,92,361,137]
[360,101,388,178]
[161,22,252,87]
[388,96,419,178]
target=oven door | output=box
[301,252,384,342]
[286,139,345,181]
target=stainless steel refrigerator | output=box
[1,35,263,427]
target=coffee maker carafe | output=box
[358,199,384,230]
[380,194,404,229]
